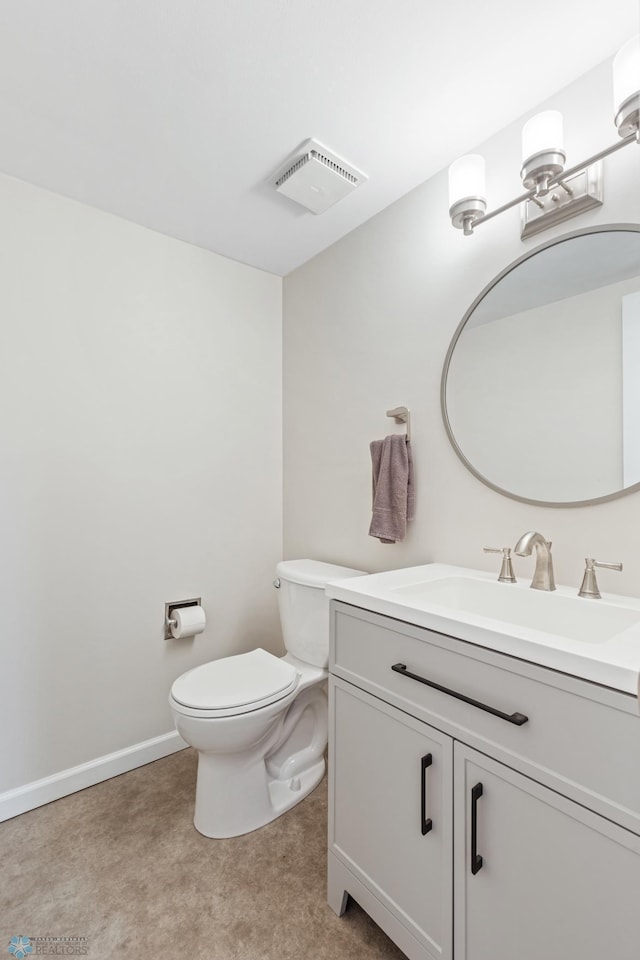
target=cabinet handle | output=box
[471,782,483,875]
[391,663,528,726]
[421,753,433,835]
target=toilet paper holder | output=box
[164,597,202,640]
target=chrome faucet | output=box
[514,531,556,591]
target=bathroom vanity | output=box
[325,565,640,960]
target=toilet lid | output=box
[170,649,298,712]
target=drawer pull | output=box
[391,663,529,726]
[421,753,433,836]
[471,782,484,875]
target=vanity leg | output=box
[327,852,350,916]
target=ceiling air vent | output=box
[272,139,367,214]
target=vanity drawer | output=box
[330,601,640,834]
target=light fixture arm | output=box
[467,129,637,234]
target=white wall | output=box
[0,174,283,796]
[283,59,640,594]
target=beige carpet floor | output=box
[0,749,407,959]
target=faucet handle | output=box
[578,558,623,599]
[484,546,517,584]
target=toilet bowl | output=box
[169,559,365,838]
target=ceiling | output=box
[0,1,637,277]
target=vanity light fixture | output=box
[520,110,565,196]
[448,34,640,238]
[614,34,640,137]
[447,155,487,234]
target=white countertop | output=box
[326,563,640,698]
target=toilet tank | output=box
[276,559,366,668]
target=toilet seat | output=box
[170,648,299,718]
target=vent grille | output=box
[272,139,366,214]
[275,154,310,188]
[275,150,360,189]
[310,150,358,184]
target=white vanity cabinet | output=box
[453,745,639,960]
[330,678,453,960]
[328,601,640,960]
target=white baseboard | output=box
[0,731,189,823]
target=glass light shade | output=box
[613,34,640,113]
[448,154,486,207]
[521,110,564,162]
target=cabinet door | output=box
[329,677,453,960]
[454,744,640,960]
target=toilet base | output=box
[193,753,326,839]
[267,757,325,818]
[191,685,328,838]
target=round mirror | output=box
[441,225,640,506]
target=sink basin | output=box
[325,563,640,696]
[391,576,640,644]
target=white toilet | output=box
[169,559,365,838]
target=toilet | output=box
[169,559,365,838]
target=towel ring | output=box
[386,406,411,442]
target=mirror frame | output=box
[440,223,640,508]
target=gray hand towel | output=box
[369,435,415,543]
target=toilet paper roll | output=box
[170,605,206,639]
